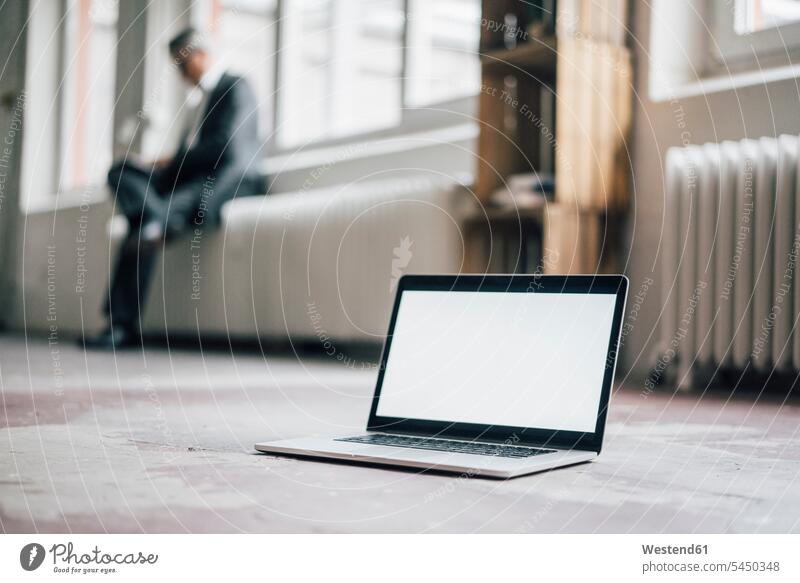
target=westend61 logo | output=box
[19,542,158,575]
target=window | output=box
[22,0,119,204]
[711,0,800,67]
[405,0,481,107]
[277,0,481,148]
[196,0,278,136]
[735,0,800,33]
[650,0,800,100]
[60,0,119,190]
[191,0,483,151]
[278,0,405,147]
[22,0,481,203]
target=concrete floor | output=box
[1,334,800,533]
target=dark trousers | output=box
[105,160,184,332]
[105,158,256,331]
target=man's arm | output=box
[162,79,254,233]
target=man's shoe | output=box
[81,325,139,350]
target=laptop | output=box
[256,274,628,479]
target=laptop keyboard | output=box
[336,434,556,459]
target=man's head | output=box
[169,27,210,86]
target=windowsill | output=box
[263,122,479,176]
[22,185,109,215]
[22,121,478,215]
[266,94,477,159]
[651,62,800,102]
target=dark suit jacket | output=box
[160,72,263,230]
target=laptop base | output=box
[255,434,597,479]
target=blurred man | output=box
[84,27,262,349]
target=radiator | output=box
[659,135,799,389]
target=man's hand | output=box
[152,156,173,170]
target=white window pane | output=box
[61,0,119,190]
[406,0,480,107]
[735,0,800,34]
[213,0,277,136]
[279,0,403,147]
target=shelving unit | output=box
[466,0,632,275]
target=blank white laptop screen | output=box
[376,290,618,433]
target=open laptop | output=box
[256,274,628,479]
